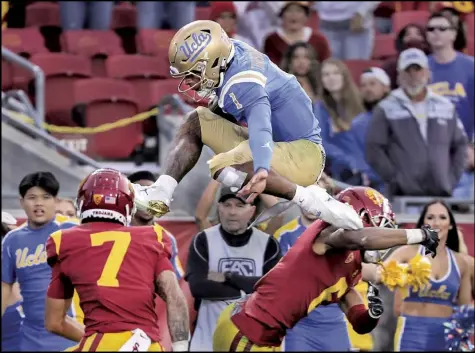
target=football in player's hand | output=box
[420,225,439,258]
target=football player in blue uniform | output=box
[134,20,362,231]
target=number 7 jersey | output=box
[45,222,174,342]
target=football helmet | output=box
[76,168,136,226]
[169,20,235,102]
[335,186,396,229]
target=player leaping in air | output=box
[133,20,363,230]
[211,186,440,351]
[44,169,190,352]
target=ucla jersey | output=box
[1,300,24,351]
[216,40,321,144]
[1,215,79,351]
[405,246,460,306]
[275,217,351,351]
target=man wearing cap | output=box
[185,187,281,351]
[350,67,391,192]
[366,48,467,198]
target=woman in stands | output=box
[313,58,366,186]
[385,200,472,351]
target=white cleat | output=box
[132,183,172,218]
[300,185,364,230]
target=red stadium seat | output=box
[29,53,92,127]
[344,60,383,84]
[392,11,430,34]
[111,2,137,29]
[150,79,209,109]
[2,61,13,90]
[466,12,474,39]
[372,34,397,60]
[136,29,177,56]
[25,1,61,28]
[467,36,474,56]
[72,78,143,159]
[106,54,169,112]
[61,30,125,76]
[307,10,319,32]
[195,6,211,21]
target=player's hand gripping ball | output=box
[420,225,439,258]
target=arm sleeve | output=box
[222,79,273,172]
[225,236,282,293]
[47,263,74,300]
[450,113,469,188]
[185,232,242,300]
[365,105,397,182]
[1,234,16,284]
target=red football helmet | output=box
[76,168,136,225]
[335,186,396,228]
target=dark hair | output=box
[428,11,466,51]
[416,200,459,252]
[1,222,11,238]
[19,172,60,198]
[281,41,320,98]
[396,23,431,54]
[128,171,156,184]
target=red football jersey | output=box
[231,220,362,346]
[46,222,174,342]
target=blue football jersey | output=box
[216,40,322,144]
[1,300,24,351]
[1,215,79,351]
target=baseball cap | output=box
[218,186,250,204]
[398,48,429,71]
[361,67,391,87]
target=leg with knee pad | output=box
[215,167,248,190]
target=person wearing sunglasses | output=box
[426,11,474,202]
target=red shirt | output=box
[231,220,362,346]
[46,222,173,342]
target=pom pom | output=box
[406,253,432,291]
[379,260,408,291]
[444,305,475,351]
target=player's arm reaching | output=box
[155,270,190,352]
[314,224,439,257]
[339,284,384,334]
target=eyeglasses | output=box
[426,26,453,32]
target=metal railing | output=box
[2,47,45,130]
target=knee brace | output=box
[216,167,247,190]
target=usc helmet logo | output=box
[364,189,385,207]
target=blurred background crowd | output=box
[1,1,474,352]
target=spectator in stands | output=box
[382,23,431,90]
[1,172,79,351]
[426,12,474,201]
[59,2,114,30]
[314,1,380,60]
[128,170,184,280]
[366,48,468,198]
[55,198,76,218]
[350,67,391,192]
[385,200,472,351]
[313,58,366,185]
[264,1,331,65]
[435,2,471,52]
[186,187,281,351]
[280,41,320,102]
[136,1,196,29]
[209,1,253,46]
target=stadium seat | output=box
[344,60,383,84]
[392,11,430,34]
[195,6,211,21]
[2,27,49,91]
[150,79,209,109]
[2,60,13,90]
[372,34,397,60]
[72,78,143,159]
[467,36,474,56]
[111,2,137,29]
[307,10,319,32]
[61,30,125,76]
[25,1,61,28]
[466,12,474,39]
[106,54,169,112]
[136,29,177,56]
[29,53,92,127]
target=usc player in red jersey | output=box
[212,186,440,351]
[43,169,190,352]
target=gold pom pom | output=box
[380,260,408,291]
[407,253,432,291]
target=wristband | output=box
[172,340,188,352]
[405,229,424,244]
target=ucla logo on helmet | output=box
[179,31,212,62]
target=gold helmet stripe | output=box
[218,70,267,108]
